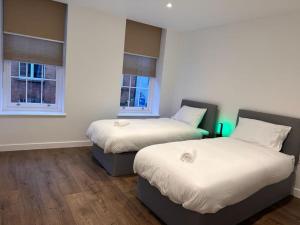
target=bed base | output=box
[91,144,136,176]
[137,175,294,225]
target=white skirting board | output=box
[0,140,92,151]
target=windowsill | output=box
[118,112,160,118]
[0,111,66,117]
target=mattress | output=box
[133,138,295,214]
[86,118,208,154]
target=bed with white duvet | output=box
[134,137,295,214]
[87,100,218,176]
[87,118,209,154]
[134,109,300,225]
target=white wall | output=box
[0,4,126,150]
[168,13,300,196]
[158,29,184,117]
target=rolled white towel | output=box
[180,149,197,163]
[114,120,130,127]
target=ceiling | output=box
[60,0,300,31]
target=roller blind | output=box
[124,20,162,58]
[123,54,157,77]
[4,0,66,41]
[3,0,67,66]
[4,34,64,66]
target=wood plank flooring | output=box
[0,147,299,225]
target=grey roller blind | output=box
[3,0,67,66]
[123,54,157,77]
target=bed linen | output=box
[87,118,208,154]
[133,138,294,214]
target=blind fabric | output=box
[124,20,162,58]
[4,34,64,66]
[3,0,66,66]
[123,54,157,77]
[4,0,66,41]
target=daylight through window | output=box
[1,60,64,114]
[120,75,151,110]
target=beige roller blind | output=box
[3,0,66,66]
[4,0,66,41]
[4,34,64,66]
[123,54,157,77]
[124,20,162,58]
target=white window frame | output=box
[1,60,65,115]
[119,74,155,114]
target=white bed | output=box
[134,137,295,214]
[87,118,209,154]
[88,100,218,176]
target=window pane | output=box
[130,75,137,87]
[136,76,150,88]
[33,64,43,78]
[11,61,20,77]
[19,63,27,77]
[129,88,137,107]
[11,78,26,103]
[45,65,56,79]
[122,75,130,86]
[120,75,150,109]
[27,81,41,103]
[43,81,56,104]
[138,88,148,107]
[120,87,129,106]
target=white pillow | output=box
[231,117,291,151]
[172,106,207,128]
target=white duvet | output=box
[134,138,295,214]
[86,118,208,154]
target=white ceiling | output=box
[61,0,300,31]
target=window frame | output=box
[1,60,65,114]
[119,74,155,114]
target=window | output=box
[120,74,154,113]
[1,60,64,114]
[120,20,162,115]
[2,0,67,115]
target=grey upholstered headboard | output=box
[181,99,218,137]
[238,109,300,166]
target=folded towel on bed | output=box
[180,149,197,163]
[114,120,130,127]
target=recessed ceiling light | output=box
[166,3,172,8]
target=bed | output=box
[88,100,218,176]
[134,109,300,225]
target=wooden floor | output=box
[0,147,299,225]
